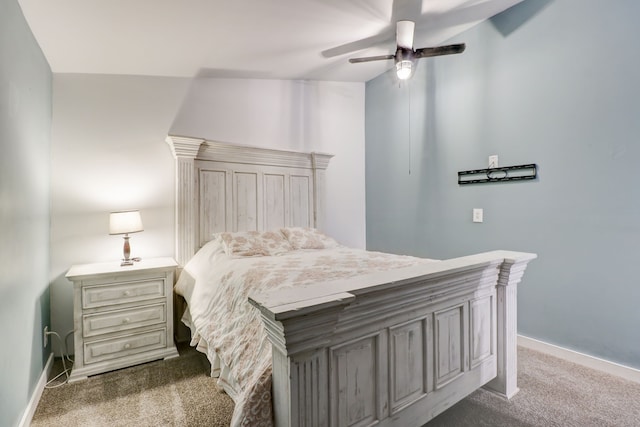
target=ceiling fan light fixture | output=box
[396,60,413,80]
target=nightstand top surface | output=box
[66,257,177,279]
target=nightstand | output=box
[66,257,179,382]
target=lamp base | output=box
[120,234,136,266]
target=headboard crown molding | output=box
[165,135,205,159]
[166,135,333,168]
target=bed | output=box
[166,135,536,427]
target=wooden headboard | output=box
[166,135,333,266]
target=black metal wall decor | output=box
[458,164,537,185]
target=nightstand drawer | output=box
[82,279,165,309]
[82,303,166,338]
[84,329,167,364]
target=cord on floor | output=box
[45,330,75,389]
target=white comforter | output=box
[175,239,435,426]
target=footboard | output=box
[249,250,536,427]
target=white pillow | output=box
[218,230,292,257]
[280,227,339,250]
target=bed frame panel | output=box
[250,251,534,427]
[166,135,536,427]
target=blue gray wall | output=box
[366,0,640,369]
[0,1,52,425]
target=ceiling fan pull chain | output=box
[408,79,412,176]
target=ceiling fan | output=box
[349,21,466,80]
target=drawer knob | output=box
[122,318,130,324]
[123,290,132,297]
[124,343,131,349]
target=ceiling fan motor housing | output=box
[395,47,415,63]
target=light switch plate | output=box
[473,208,483,223]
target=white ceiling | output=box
[19,0,523,82]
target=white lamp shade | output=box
[109,210,143,235]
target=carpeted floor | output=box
[428,348,640,427]
[32,345,640,426]
[32,343,234,427]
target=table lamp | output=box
[109,210,143,266]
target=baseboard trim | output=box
[18,352,54,427]
[518,335,640,384]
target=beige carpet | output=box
[428,348,640,427]
[32,345,640,426]
[32,343,234,427]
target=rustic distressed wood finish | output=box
[66,257,179,382]
[166,135,333,266]
[166,136,536,427]
[249,251,535,426]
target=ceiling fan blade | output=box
[322,29,394,58]
[414,43,466,58]
[396,20,415,49]
[349,54,395,63]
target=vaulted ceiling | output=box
[19,0,524,82]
